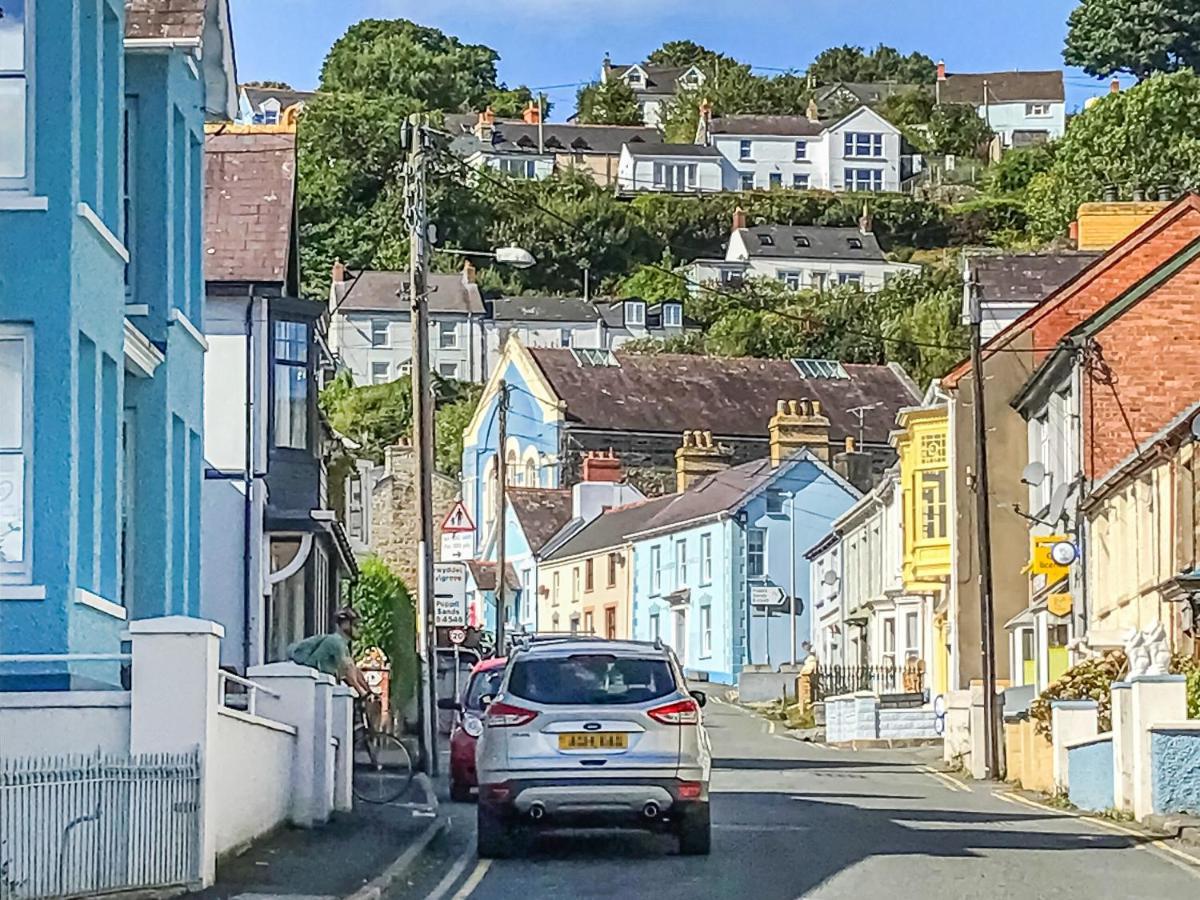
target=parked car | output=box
[440,656,507,802]
[474,639,712,857]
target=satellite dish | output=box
[822,570,839,586]
[1046,481,1073,525]
[1021,462,1047,487]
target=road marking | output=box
[424,846,475,900]
[999,791,1200,878]
[450,860,492,900]
[919,765,964,793]
[767,720,777,735]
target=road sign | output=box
[448,627,466,646]
[439,501,476,561]
[750,585,787,608]
[433,562,468,626]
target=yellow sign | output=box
[1047,593,1073,617]
[1030,535,1070,582]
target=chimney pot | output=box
[936,60,947,82]
[462,259,477,284]
[1131,186,1146,202]
[1102,184,1119,202]
[522,100,542,125]
[675,428,733,492]
[845,436,856,453]
[582,448,622,482]
[768,396,831,467]
[1157,184,1173,202]
[1110,77,1120,94]
[733,206,748,231]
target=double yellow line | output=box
[920,764,970,793]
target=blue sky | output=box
[228,0,1119,118]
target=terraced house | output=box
[0,0,237,685]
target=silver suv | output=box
[474,639,712,857]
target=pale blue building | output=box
[629,453,859,683]
[0,1,237,688]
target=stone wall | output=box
[1150,725,1200,816]
[369,442,460,589]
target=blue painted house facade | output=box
[629,453,859,683]
[0,0,237,687]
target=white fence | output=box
[0,751,201,900]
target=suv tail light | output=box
[647,698,700,725]
[485,700,538,727]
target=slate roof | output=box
[938,71,1065,104]
[710,115,830,137]
[242,86,316,111]
[623,143,723,158]
[610,64,697,96]
[447,116,660,156]
[332,272,486,315]
[507,488,573,554]
[489,296,603,324]
[813,82,919,108]
[543,495,676,561]
[204,131,296,285]
[125,0,208,40]
[968,252,1101,306]
[466,561,521,592]
[527,349,919,447]
[738,226,885,262]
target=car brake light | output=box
[678,781,703,800]
[647,698,700,725]
[485,700,538,727]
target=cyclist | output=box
[288,607,373,697]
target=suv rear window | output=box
[465,668,506,710]
[507,654,677,705]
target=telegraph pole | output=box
[406,114,439,776]
[969,287,1001,779]
[494,381,509,653]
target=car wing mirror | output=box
[479,693,496,709]
[436,698,461,712]
[690,689,707,708]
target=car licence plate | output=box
[558,732,628,750]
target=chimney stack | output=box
[331,258,346,285]
[695,98,714,145]
[805,97,821,123]
[522,100,542,125]
[858,203,873,236]
[582,449,622,483]
[675,431,733,492]
[935,60,946,105]
[474,106,496,139]
[462,259,477,284]
[936,60,947,82]
[732,206,747,232]
[768,399,831,467]
[1110,77,1120,95]
[833,436,875,494]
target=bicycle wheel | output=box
[352,729,414,804]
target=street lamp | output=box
[435,246,537,269]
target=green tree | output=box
[618,253,687,302]
[983,142,1057,196]
[436,386,483,476]
[1025,70,1200,238]
[645,40,736,69]
[349,557,418,718]
[926,102,993,155]
[807,44,935,84]
[574,79,642,125]
[1064,0,1200,80]
[318,19,499,111]
[484,86,552,119]
[243,80,294,90]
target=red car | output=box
[446,657,507,802]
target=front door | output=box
[673,608,688,663]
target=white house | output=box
[617,142,725,193]
[328,264,488,385]
[236,84,314,126]
[701,105,909,193]
[603,58,706,127]
[690,208,920,292]
[962,251,1100,341]
[935,64,1066,147]
[807,531,845,666]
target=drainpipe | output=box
[242,294,255,672]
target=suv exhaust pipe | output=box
[642,801,660,819]
[529,802,546,821]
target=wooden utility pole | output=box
[495,381,509,653]
[406,114,438,776]
[969,286,1001,779]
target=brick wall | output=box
[369,443,459,589]
[1084,257,1200,481]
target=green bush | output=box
[946,197,1030,245]
[349,557,417,723]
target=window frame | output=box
[624,301,646,327]
[843,131,884,159]
[768,172,783,189]
[1026,102,1051,118]
[675,538,687,588]
[0,0,34,194]
[607,551,618,588]
[746,528,766,579]
[700,604,712,657]
[662,303,682,328]
[650,545,662,595]
[270,317,312,452]
[370,361,389,385]
[437,320,458,350]
[370,319,389,348]
[843,168,884,192]
[740,172,755,191]
[584,557,594,592]
[792,173,809,190]
[699,533,712,585]
[437,361,458,379]
[0,325,33,582]
[738,139,753,160]
[837,272,864,286]
[794,140,807,161]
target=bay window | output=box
[273,320,310,450]
[0,327,32,581]
[0,0,30,189]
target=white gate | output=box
[0,751,201,899]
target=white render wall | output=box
[213,710,296,854]
[0,692,130,756]
[742,256,917,290]
[982,100,1066,145]
[329,311,487,384]
[618,151,726,193]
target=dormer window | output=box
[847,237,863,249]
[545,136,564,149]
[795,236,811,248]
[758,234,774,247]
[516,135,536,148]
[662,303,682,328]
[627,70,644,86]
[625,300,646,327]
[571,136,589,150]
[681,69,701,85]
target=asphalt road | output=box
[394,698,1200,899]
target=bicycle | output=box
[351,695,414,804]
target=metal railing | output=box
[0,751,201,900]
[810,663,925,702]
[217,670,280,717]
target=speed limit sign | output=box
[448,627,466,646]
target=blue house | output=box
[629,411,860,683]
[0,1,237,688]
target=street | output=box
[396,699,1200,899]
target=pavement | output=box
[383,696,1200,899]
